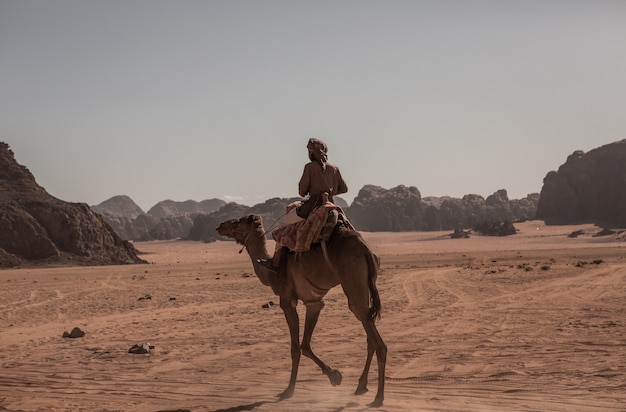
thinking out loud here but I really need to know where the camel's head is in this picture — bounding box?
[216,214,265,245]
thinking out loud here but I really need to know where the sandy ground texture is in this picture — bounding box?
[1,220,625,412]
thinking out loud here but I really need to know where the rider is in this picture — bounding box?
[258,138,348,273]
[297,138,348,218]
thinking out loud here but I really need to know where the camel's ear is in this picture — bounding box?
[246,215,255,224]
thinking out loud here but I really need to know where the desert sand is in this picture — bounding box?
[1,220,625,412]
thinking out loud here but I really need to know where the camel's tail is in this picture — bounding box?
[367,252,382,321]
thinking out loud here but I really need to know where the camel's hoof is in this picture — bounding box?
[369,397,384,408]
[277,388,294,400]
[328,369,343,386]
[354,385,368,395]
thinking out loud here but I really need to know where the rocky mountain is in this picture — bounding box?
[93,195,347,241]
[186,186,539,243]
[147,199,226,219]
[536,139,626,227]
[91,195,144,218]
[188,197,300,243]
[0,142,145,268]
[91,195,145,240]
[348,185,424,231]
[91,197,226,241]
[347,185,538,232]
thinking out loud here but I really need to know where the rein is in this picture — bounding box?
[238,229,254,254]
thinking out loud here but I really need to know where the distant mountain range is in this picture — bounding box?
[2,138,625,268]
[90,139,626,243]
[91,188,540,243]
[91,196,227,241]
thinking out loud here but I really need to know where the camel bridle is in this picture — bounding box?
[230,220,263,254]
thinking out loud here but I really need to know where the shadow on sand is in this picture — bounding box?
[212,399,379,412]
[212,400,278,412]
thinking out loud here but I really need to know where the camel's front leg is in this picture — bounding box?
[278,297,300,400]
[301,301,342,387]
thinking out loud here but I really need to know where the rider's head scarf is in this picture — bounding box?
[307,138,328,167]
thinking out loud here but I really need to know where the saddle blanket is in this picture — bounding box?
[272,202,340,252]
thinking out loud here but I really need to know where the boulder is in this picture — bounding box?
[63,327,86,338]
[474,220,517,236]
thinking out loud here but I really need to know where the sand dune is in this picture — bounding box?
[1,220,625,411]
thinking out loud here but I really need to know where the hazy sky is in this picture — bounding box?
[2,1,625,211]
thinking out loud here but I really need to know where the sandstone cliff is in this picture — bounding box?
[147,198,226,219]
[92,196,226,240]
[0,142,146,268]
[91,195,144,218]
[348,185,538,232]
[536,139,626,227]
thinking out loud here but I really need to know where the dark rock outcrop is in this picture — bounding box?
[347,185,538,232]
[474,220,517,236]
[145,215,195,241]
[536,139,626,227]
[63,327,86,338]
[0,142,146,268]
[450,228,471,238]
[349,185,424,231]
[188,202,252,243]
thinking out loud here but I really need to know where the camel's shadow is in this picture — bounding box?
[212,400,277,412]
[212,399,381,412]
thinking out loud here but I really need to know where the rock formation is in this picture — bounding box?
[92,197,226,241]
[347,185,538,232]
[348,185,424,231]
[188,197,302,243]
[91,195,144,218]
[147,198,226,219]
[188,185,538,241]
[188,202,252,242]
[0,142,146,268]
[473,220,517,236]
[536,139,626,227]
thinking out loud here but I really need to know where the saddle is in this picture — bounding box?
[272,202,352,253]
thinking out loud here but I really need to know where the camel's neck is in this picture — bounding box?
[243,229,273,287]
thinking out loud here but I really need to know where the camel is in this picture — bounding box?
[216,214,387,407]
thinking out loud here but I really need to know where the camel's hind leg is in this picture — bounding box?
[359,318,387,407]
[356,336,375,395]
[301,301,343,386]
[339,260,387,405]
